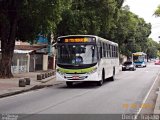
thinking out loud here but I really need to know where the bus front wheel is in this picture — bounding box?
[66,82,73,87]
[96,80,103,86]
[97,70,105,86]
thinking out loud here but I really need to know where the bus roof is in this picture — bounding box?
[58,35,97,38]
[57,35,118,46]
[132,52,146,56]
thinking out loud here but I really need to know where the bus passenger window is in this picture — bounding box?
[112,46,115,58]
[100,47,103,58]
[107,44,110,58]
[99,42,103,58]
[116,47,118,57]
[103,43,106,57]
[109,45,111,58]
[112,46,114,58]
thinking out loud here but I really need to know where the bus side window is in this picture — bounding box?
[107,44,109,58]
[97,46,100,60]
[111,45,113,58]
[106,44,108,58]
[100,46,103,58]
[115,46,118,57]
[113,46,115,58]
[103,43,106,57]
[109,45,111,58]
[99,42,102,58]
[97,42,100,60]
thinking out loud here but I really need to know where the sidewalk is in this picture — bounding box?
[0,70,62,98]
[154,87,160,114]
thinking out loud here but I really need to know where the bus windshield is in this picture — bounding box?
[57,44,98,65]
[133,56,145,62]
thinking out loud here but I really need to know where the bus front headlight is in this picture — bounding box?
[87,67,97,74]
[57,69,65,75]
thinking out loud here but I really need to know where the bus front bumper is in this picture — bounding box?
[56,72,100,82]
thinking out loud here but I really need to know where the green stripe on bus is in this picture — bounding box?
[57,67,96,74]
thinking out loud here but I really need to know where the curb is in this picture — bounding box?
[154,88,160,114]
[0,76,59,99]
[39,76,56,83]
[0,85,53,99]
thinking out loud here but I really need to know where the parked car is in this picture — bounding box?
[155,60,160,65]
[122,61,136,71]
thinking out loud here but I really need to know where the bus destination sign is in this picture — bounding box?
[58,37,96,43]
[65,38,88,43]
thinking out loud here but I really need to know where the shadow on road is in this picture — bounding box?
[58,78,113,89]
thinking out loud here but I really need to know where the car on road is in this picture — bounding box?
[155,60,160,65]
[122,61,136,71]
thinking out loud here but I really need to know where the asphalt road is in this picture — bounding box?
[0,63,160,120]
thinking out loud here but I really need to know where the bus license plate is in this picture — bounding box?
[72,76,79,79]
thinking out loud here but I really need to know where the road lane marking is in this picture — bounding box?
[135,70,160,118]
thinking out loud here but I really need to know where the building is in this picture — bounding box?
[0,40,55,74]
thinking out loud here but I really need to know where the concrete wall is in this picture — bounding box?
[43,54,48,71]
[119,54,127,64]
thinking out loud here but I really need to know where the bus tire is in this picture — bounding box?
[110,67,115,81]
[66,82,73,87]
[97,70,105,86]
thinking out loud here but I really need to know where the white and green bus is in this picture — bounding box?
[55,35,119,87]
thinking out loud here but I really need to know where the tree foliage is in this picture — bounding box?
[57,3,152,57]
[0,0,69,78]
[154,5,160,17]
[146,38,160,58]
[57,0,124,38]
[0,0,158,78]
[153,4,160,58]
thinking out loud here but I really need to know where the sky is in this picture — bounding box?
[123,0,160,42]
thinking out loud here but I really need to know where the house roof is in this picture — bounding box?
[14,50,33,54]
[0,45,48,54]
[15,45,47,51]
[0,49,33,54]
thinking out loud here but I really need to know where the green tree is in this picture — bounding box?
[57,0,124,37]
[57,2,151,57]
[109,6,151,57]
[154,4,160,58]
[0,0,69,78]
[146,38,159,59]
[154,5,160,17]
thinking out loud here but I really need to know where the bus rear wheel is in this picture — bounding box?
[110,67,115,81]
[66,82,73,87]
[97,71,105,86]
